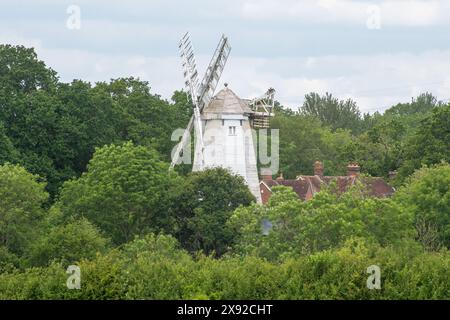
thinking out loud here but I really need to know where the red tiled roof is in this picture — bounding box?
[260,174,394,204]
[365,177,395,197]
[264,178,311,200]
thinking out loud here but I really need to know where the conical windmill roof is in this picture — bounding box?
[202,86,254,116]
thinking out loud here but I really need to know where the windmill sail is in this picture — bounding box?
[198,34,231,110]
[172,32,204,169]
[170,33,231,169]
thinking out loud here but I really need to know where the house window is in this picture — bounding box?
[228,126,236,136]
[240,120,243,126]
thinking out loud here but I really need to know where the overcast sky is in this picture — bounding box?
[1,0,450,112]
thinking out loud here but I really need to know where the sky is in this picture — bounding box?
[1,0,450,113]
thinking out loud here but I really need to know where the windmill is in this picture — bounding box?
[171,32,275,203]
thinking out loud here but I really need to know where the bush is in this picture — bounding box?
[0,163,48,255]
[1,235,448,300]
[27,218,110,267]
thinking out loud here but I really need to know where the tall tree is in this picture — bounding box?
[394,163,450,250]
[385,92,439,117]
[398,105,450,180]
[0,44,57,96]
[167,168,255,256]
[57,142,178,245]
[300,92,362,133]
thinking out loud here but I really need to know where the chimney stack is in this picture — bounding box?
[347,163,360,177]
[260,168,273,181]
[314,160,324,177]
[276,172,284,181]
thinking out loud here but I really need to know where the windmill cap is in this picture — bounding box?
[203,86,254,115]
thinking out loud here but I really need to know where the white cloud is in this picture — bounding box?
[219,50,450,112]
[239,0,449,27]
[0,33,43,50]
[380,1,442,27]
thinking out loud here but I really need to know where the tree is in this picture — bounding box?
[229,186,303,260]
[394,163,450,249]
[55,80,125,175]
[385,92,439,117]
[271,113,329,177]
[0,45,193,199]
[57,142,178,245]
[300,92,362,133]
[0,122,18,165]
[0,45,64,197]
[358,116,407,177]
[0,163,48,255]
[101,78,188,162]
[0,246,20,272]
[398,105,450,180]
[0,44,57,96]
[27,218,109,267]
[1,234,448,300]
[168,168,255,256]
[230,183,414,261]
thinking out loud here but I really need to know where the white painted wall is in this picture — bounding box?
[194,116,262,203]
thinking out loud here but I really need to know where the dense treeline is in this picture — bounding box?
[0,45,192,198]
[1,235,449,299]
[0,45,449,299]
[274,91,448,181]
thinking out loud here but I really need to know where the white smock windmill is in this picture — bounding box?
[171,33,275,203]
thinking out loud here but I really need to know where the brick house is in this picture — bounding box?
[259,161,395,204]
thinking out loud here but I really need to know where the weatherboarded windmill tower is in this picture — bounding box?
[171,33,275,203]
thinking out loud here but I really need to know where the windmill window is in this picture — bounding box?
[228,126,236,136]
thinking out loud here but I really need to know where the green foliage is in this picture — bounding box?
[271,113,335,177]
[0,246,20,273]
[168,168,255,256]
[394,163,450,250]
[398,105,450,180]
[0,163,48,255]
[385,92,439,117]
[0,236,448,300]
[118,234,194,299]
[0,44,57,95]
[0,45,449,300]
[0,122,19,164]
[57,142,178,245]
[27,218,110,267]
[277,238,449,300]
[0,46,193,198]
[300,92,363,134]
[274,91,445,180]
[230,184,414,261]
